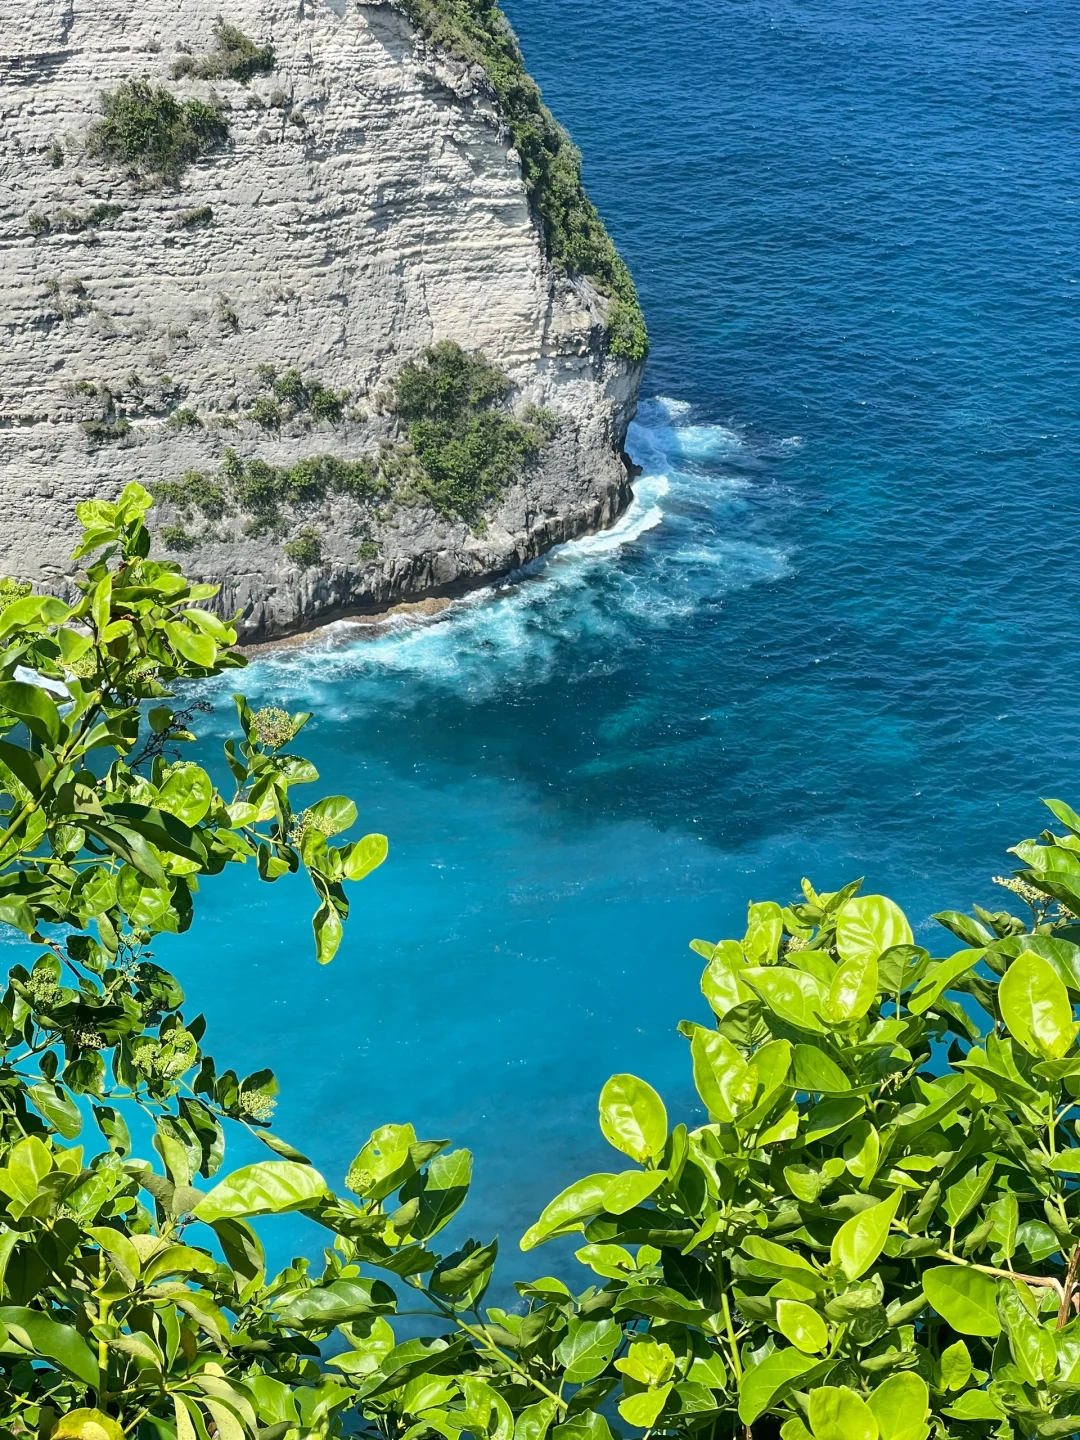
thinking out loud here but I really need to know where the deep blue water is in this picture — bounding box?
[171,0,1080,1274]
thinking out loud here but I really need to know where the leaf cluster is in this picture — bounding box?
[518,851,1080,1440]
[16,494,1080,1440]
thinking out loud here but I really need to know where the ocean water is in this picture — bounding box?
[169,0,1080,1270]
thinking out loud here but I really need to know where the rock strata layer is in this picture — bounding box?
[1,0,643,638]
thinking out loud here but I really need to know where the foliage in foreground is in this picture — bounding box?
[9,493,1080,1440]
[397,0,648,362]
[86,80,227,184]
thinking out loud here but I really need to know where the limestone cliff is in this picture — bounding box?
[0,0,644,639]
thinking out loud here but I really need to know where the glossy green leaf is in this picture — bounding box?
[825,952,878,1022]
[776,1298,828,1353]
[908,949,982,1015]
[743,966,829,1033]
[808,1386,878,1440]
[922,1266,1001,1336]
[0,1306,99,1385]
[27,1081,82,1139]
[791,1044,850,1094]
[690,1027,757,1119]
[306,795,358,837]
[166,621,217,668]
[276,1277,396,1329]
[192,1160,328,1222]
[603,1169,665,1214]
[701,941,751,1017]
[157,764,213,825]
[554,1318,620,1383]
[53,1410,125,1440]
[743,901,783,963]
[313,899,344,965]
[737,1348,819,1424]
[942,1159,995,1228]
[999,952,1078,1059]
[867,1373,928,1440]
[598,1073,667,1162]
[520,1173,616,1250]
[515,1401,558,1440]
[0,681,61,745]
[343,833,388,881]
[551,1413,612,1440]
[618,1384,673,1429]
[742,1235,821,1280]
[938,1340,972,1392]
[941,1391,1005,1421]
[835,895,913,965]
[830,1189,901,1280]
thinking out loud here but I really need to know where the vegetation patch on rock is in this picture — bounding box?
[398,0,648,361]
[172,22,276,83]
[27,203,124,237]
[388,340,556,522]
[249,368,351,429]
[153,344,556,561]
[86,79,228,183]
[283,526,325,568]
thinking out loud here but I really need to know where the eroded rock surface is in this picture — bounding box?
[0,0,642,637]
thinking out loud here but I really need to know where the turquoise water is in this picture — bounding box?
[174,0,1080,1267]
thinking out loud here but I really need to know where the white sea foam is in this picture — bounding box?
[250,398,790,706]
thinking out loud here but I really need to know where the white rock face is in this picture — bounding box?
[0,0,642,637]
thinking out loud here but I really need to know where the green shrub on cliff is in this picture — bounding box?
[284,525,325,568]
[87,79,228,183]
[389,341,554,522]
[171,22,276,83]
[398,0,648,362]
[153,345,553,548]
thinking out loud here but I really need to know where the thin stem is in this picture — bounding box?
[1058,1241,1080,1328]
[411,1281,567,1412]
[721,1294,742,1382]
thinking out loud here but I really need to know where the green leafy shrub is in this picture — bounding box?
[510,812,1080,1440]
[283,526,324,568]
[48,139,64,167]
[249,395,280,428]
[11,488,1080,1440]
[156,450,385,539]
[173,22,276,83]
[82,417,131,444]
[389,340,552,521]
[86,79,228,183]
[267,368,349,424]
[398,0,647,360]
[165,406,202,430]
[152,468,230,520]
[27,212,48,235]
[160,521,198,550]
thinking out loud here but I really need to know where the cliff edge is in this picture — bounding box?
[1,0,646,639]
